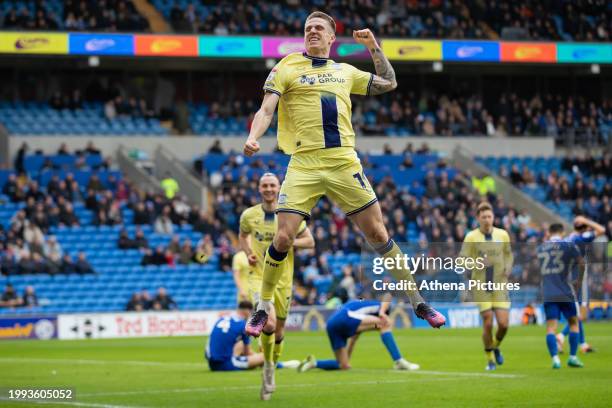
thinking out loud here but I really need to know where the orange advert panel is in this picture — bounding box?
[135,35,198,57]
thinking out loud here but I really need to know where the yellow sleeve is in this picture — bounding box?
[239,211,251,234]
[460,233,475,260]
[348,64,374,96]
[232,252,245,271]
[263,60,289,96]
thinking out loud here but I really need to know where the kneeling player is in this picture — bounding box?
[298,299,419,372]
[538,224,585,369]
[205,301,299,371]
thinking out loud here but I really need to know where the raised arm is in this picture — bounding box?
[243,92,280,157]
[353,29,397,95]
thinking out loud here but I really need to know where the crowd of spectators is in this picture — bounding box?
[182,91,611,145]
[1,0,148,32]
[351,92,611,145]
[498,153,611,232]
[163,0,610,42]
[125,287,177,311]
[135,233,231,269]
[48,88,157,123]
[0,284,38,308]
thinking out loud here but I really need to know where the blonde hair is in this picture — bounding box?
[305,11,336,33]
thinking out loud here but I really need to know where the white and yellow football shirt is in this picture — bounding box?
[263,52,373,154]
[239,203,307,288]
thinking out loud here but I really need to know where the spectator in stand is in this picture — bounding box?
[133,228,149,249]
[0,284,21,308]
[43,236,63,274]
[153,287,177,311]
[208,139,223,154]
[141,290,153,310]
[22,286,38,308]
[133,202,153,225]
[167,235,181,255]
[179,239,194,264]
[74,252,94,274]
[59,202,80,227]
[154,205,174,235]
[60,253,76,274]
[126,292,144,311]
[118,229,134,249]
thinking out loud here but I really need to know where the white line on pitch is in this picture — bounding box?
[0,357,202,368]
[353,368,524,379]
[1,357,524,380]
[79,377,465,398]
[0,397,148,408]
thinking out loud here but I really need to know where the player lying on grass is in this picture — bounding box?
[538,224,585,369]
[556,215,605,354]
[297,299,419,372]
[243,10,445,340]
[205,301,299,371]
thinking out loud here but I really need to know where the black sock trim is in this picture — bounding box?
[268,244,288,262]
[275,337,284,344]
[374,239,394,255]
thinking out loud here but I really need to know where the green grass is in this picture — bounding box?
[1,323,611,407]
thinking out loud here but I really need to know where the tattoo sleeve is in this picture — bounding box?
[368,46,397,95]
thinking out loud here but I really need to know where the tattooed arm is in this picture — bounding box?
[352,29,397,95]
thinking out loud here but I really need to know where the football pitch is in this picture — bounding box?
[1,323,611,408]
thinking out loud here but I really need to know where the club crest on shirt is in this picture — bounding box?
[300,75,316,85]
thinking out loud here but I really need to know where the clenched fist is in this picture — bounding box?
[243,137,260,157]
[353,29,378,48]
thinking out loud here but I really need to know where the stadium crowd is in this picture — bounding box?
[1,0,608,41]
[352,92,611,144]
[162,0,610,42]
[498,153,611,231]
[0,0,148,32]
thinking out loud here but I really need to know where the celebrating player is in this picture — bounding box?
[239,172,314,400]
[460,202,513,371]
[538,224,585,369]
[242,11,445,340]
[205,301,299,372]
[297,299,419,372]
[556,215,605,354]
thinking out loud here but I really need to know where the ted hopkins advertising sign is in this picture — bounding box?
[57,310,230,340]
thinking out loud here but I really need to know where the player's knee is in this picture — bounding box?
[273,230,294,252]
[497,321,509,331]
[340,362,351,370]
[367,227,388,247]
[483,321,493,332]
[378,320,391,332]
